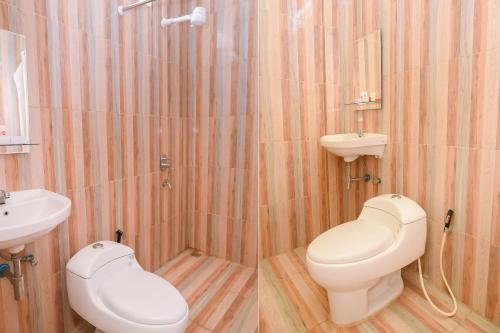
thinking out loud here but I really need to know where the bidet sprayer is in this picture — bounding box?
[443,209,454,232]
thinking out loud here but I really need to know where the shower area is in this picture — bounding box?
[138,0,258,331]
[158,0,258,268]
[118,0,258,331]
[108,0,257,269]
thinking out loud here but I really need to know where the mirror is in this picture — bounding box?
[346,29,382,109]
[0,29,30,154]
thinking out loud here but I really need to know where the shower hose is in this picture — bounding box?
[417,231,458,316]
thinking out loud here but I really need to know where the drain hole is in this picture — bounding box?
[191,251,202,257]
[3,211,8,216]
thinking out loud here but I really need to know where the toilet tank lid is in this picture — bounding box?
[66,241,134,279]
[364,194,426,224]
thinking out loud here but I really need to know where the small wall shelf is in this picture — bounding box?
[344,100,382,106]
[0,143,39,147]
[344,100,383,111]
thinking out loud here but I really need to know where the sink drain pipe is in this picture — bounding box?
[0,252,37,300]
[345,162,370,190]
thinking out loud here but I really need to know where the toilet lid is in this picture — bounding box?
[307,220,394,264]
[100,269,188,325]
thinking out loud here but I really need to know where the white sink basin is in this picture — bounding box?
[320,133,387,162]
[0,189,71,253]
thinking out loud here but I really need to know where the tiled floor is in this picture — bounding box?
[259,247,500,333]
[73,249,258,333]
[156,249,258,333]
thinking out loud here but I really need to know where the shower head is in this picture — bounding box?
[161,7,207,27]
[190,7,207,26]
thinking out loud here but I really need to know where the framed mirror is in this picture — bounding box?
[345,29,382,110]
[0,29,31,154]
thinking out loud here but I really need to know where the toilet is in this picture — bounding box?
[66,241,189,333]
[306,194,426,326]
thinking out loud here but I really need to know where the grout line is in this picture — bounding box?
[307,319,329,332]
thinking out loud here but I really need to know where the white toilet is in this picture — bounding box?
[306,194,426,326]
[66,241,189,333]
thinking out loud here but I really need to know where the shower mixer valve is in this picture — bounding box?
[160,154,171,171]
[162,179,172,189]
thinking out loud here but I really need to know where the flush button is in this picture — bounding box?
[92,243,104,249]
[391,194,402,199]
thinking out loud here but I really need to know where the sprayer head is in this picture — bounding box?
[443,209,454,232]
[161,6,207,27]
[190,7,207,26]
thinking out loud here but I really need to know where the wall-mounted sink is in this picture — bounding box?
[320,133,387,162]
[0,189,71,253]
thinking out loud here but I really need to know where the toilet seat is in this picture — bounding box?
[307,220,394,264]
[100,269,188,326]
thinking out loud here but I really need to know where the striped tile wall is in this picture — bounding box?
[260,0,500,326]
[325,0,500,325]
[180,0,258,267]
[0,0,258,331]
[259,0,336,258]
[0,1,188,332]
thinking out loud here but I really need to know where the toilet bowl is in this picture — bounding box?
[306,194,426,326]
[66,241,188,333]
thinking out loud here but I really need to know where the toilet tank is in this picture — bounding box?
[358,194,426,235]
[66,241,141,322]
[363,194,426,223]
[66,241,135,279]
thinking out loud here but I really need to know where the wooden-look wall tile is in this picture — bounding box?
[182,0,257,267]
[260,0,500,325]
[0,0,208,330]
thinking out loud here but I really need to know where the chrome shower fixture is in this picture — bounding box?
[118,0,155,16]
[161,7,207,27]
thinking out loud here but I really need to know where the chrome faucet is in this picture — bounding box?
[357,112,364,137]
[0,190,10,205]
[357,125,364,138]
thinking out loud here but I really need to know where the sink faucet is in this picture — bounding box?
[358,126,364,138]
[357,111,364,137]
[0,190,10,205]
